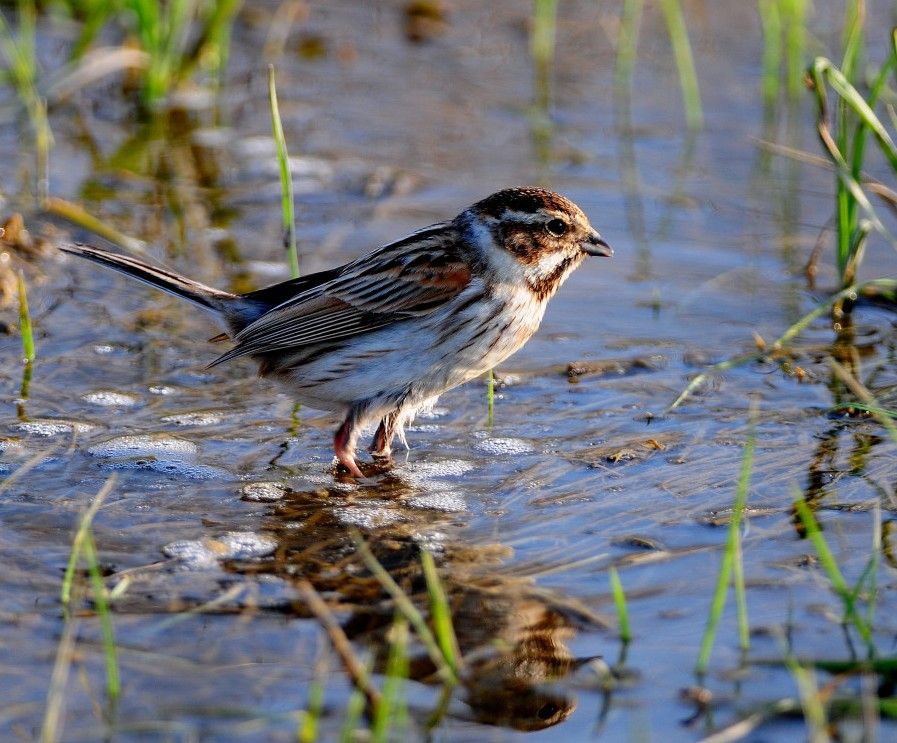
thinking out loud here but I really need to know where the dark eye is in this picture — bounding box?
[545,218,567,237]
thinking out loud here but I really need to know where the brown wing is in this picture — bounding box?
[209,224,472,366]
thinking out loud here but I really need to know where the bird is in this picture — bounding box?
[61,187,612,478]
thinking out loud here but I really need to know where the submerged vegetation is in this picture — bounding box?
[0,1,895,741]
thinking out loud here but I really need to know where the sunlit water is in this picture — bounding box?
[1,1,896,740]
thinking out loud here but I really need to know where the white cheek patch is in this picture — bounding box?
[532,250,570,279]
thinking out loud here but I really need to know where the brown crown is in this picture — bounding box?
[470,188,579,220]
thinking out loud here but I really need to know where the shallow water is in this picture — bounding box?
[1,1,897,740]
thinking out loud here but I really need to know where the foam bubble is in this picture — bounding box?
[241,482,288,502]
[474,437,534,455]
[161,411,223,426]
[87,434,199,458]
[82,390,140,407]
[13,419,96,437]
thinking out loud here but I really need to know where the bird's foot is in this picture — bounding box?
[334,418,364,478]
[334,452,365,479]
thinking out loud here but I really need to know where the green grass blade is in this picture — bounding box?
[352,531,458,685]
[793,497,875,655]
[372,615,409,743]
[17,270,34,363]
[829,359,897,447]
[486,370,495,427]
[757,0,782,108]
[782,0,808,100]
[82,529,120,703]
[39,611,78,743]
[695,411,755,674]
[732,404,757,653]
[298,647,326,743]
[782,650,832,743]
[267,64,299,279]
[658,0,702,129]
[531,0,558,112]
[614,0,644,94]
[813,59,897,173]
[667,279,896,410]
[420,550,461,675]
[61,476,116,607]
[608,566,631,643]
[338,654,373,743]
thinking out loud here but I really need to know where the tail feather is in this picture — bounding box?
[60,243,236,315]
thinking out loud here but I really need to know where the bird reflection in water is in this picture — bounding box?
[237,476,604,732]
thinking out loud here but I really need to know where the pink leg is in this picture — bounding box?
[333,416,364,478]
[370,412,398,459]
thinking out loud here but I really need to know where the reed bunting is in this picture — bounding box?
[62,188,612,477]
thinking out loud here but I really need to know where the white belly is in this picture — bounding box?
[271,284,545,420]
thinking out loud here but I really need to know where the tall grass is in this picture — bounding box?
[806,14,897,302]
[268,65,300,279]
[352,531,460,685]
[17,270,35,364]
[758,0,810,109]
[695,408,756,674]
[0,0,52,200]
[124,0,242,108]
[299,542,463,741]
[668,279,896,410]
[50,476,120,742]
[658,0,702,129]
[531,0,557,115]
[794,496,875,657]
[613,0,702,129]
[372,616,410,743]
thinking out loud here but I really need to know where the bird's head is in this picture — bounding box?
[458,187,612,299]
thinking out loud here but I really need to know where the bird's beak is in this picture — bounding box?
[581,231,613,257]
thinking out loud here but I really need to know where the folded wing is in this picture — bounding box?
[210,224,472,366]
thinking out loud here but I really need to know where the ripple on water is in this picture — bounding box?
[163,531,277,568]
[104,458,227,479]
[406,491,468,512]
[82,390,140,407]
